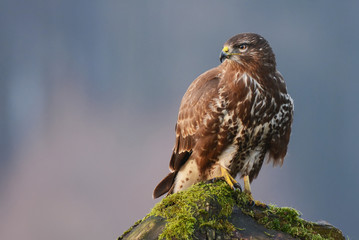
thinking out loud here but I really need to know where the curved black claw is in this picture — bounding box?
[247,200,269,209]
[233,182,242,192]
[206,177,222,184]
[248,200,256,208]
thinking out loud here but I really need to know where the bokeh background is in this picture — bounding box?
[0,1,358,239]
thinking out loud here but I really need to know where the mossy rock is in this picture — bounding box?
[119,180,345,240]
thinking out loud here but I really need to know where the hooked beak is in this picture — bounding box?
[220,51,228,63]
[219,46,229,63]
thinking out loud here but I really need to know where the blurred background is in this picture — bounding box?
[0,0,358,239]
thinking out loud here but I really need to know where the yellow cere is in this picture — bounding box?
[222,46,229,53]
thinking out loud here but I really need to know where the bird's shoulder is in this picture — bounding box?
[176,66,224,130]
[180,67,222,107]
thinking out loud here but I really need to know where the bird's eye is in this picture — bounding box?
[238,44,248,51]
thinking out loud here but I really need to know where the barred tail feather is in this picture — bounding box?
[153,172,177,199]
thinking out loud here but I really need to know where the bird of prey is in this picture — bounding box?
[153,33,293,200]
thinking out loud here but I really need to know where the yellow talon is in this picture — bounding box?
[243,175,254,200]
[243,175,267,208]
[243,175,252,195]
[220,166,237,189]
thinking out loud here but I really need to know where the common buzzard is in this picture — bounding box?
[153,33,293,199]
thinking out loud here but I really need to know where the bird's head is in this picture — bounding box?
[220,33,276,72]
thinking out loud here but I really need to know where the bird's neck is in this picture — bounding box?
[220,60,276,91]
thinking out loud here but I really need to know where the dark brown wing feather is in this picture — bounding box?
[153,172,176,199]
[267,72,294,166]
[171,70,221,169]
[153,67,222,198]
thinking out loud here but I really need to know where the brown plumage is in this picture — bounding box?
[153,33,293,199]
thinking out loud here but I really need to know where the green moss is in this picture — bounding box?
[255,205,333,240]
[141,179,338,240]
[148,180,238,240]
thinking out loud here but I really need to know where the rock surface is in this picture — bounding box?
[119,180,345,240]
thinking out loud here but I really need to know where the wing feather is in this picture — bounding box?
[154,64,242,198]
[169,68,221,171]
[267,72,294,166]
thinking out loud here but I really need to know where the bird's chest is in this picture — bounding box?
[217,122,270,169]
[233,123,270,165]
[216,84,282,174]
